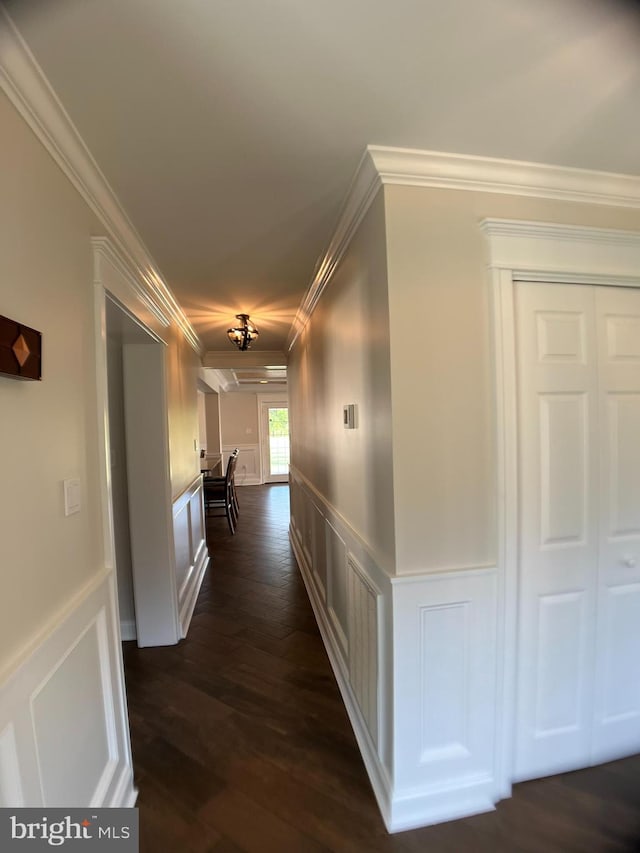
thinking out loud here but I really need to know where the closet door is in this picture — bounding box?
[513,282,600,782]
[593,287,640,763]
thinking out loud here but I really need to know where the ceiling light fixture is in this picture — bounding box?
[227,314,259,351]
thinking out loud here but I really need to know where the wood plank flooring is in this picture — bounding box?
[123,484,640,852]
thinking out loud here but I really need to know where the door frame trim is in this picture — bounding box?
[483,218,640,799]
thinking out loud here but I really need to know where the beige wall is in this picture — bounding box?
[0,89,105,674]
[165,322,201,497]
[288,191,396,571]
[384,184,640,573]
[204,392,222,454]
[0,91,202,674]
[220,392,260,445]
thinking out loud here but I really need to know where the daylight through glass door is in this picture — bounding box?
[268,407,290,476]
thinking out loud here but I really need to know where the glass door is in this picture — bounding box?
[261,403,290,483]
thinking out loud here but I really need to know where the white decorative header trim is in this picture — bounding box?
[481,218,640,247]
[289,147,640,350]
[481,218,640,278]
[0,7,201,354]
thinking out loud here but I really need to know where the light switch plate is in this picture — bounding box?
[343,404,356,429]
[63,478,81,516]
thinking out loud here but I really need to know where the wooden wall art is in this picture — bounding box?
[0,315,42,380]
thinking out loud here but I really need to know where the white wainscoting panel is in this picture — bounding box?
[289,467,392,828]
[0,570,136,808]
[347,555,380,747]
[173,499,192,595]
[390,568,498,831]
[311,499,328,603]
[32,611,119,807]
[173,477,209,638]
[326,521,349,660]
[222,444,261,485]
[289,468,502,832]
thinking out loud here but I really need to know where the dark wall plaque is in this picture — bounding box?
[0,315,42,380]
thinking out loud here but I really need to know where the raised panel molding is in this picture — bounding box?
[0,571,136,808]
[601,584,640,724]
[347,555,380,747]
[326,521,349,661]
[222,444,261,486]
[391,568,498,831]
[534,592,586,736]
[419,602,470,764]
[31,612,115,807]
[173,476,209,638]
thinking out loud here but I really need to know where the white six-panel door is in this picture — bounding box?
[593,287,640,764]
[514,282,640,782]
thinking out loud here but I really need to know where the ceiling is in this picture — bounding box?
[5,0,640,356]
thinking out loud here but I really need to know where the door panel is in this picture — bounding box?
[593,287,640,763]
[514,283,599,781]
[515,282,640,780]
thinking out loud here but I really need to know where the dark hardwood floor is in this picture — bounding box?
[123,485,640,852]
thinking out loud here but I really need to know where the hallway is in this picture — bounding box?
[123,486,640,852]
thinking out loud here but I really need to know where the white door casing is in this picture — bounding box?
[484,219,640,797]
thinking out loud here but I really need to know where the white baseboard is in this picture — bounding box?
[119,620,136,642]
[108,764,138,808]
[290,528,394,830]
[388,779,495,833]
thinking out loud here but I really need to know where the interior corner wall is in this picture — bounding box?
[384,183,640,575]
[288,190,395,574]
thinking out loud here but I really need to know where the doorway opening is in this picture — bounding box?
[104,296,180,647]
[260,402,290,483]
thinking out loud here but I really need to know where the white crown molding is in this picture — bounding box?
[0,7,201,355]
[368,145,640,207]
[288,146,640,350]
[287,148,382,351]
